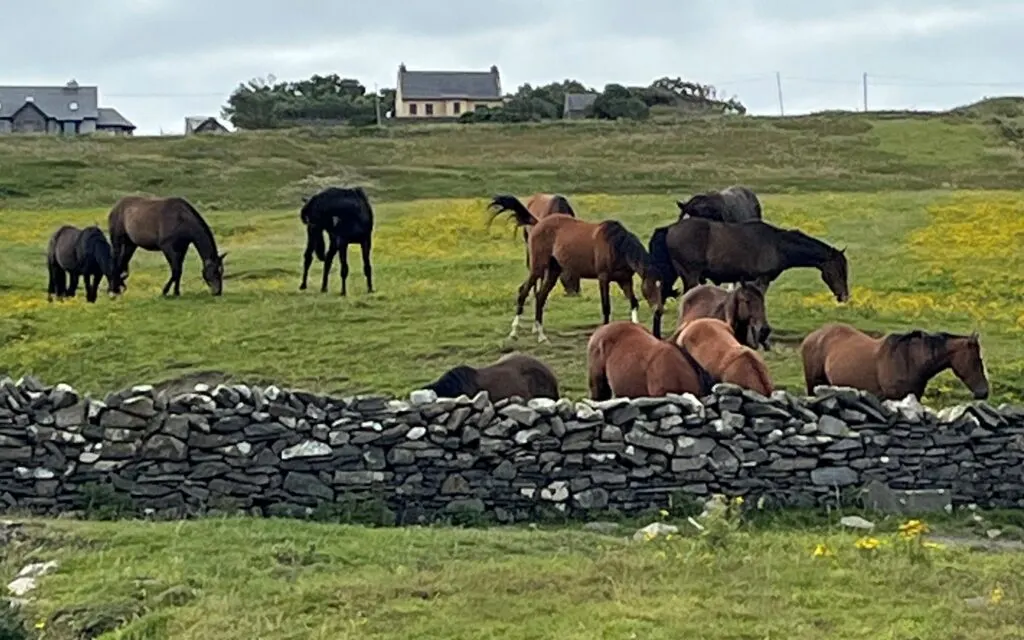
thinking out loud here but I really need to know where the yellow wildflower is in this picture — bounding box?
[855,536,882,551]
[34,621,45,630]
[658,509,669,518]
[732,496,744,506]
[812,543,833,558]
[898,519,929,539]
[643,531,656,542]
[922,541,946,550]
[990,586,1005,605]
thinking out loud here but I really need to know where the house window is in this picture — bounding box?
[425,103,434,116]
[409,103,417,115]
[69,101,79,112]
[453,102,461,114]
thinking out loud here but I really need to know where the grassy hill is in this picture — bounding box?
[1,105,1023,211]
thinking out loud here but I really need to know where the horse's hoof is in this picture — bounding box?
[507,333,519,341]
[537,335,549,344]
[299,285,307,291]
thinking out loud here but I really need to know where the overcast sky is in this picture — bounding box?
[4,0,1024,135]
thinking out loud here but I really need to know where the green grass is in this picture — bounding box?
[3,190,1024,404]
[0,108,1022,211]
[3,511,1024,639]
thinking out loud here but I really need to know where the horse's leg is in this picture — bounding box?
[67,271,80,298]
[160,245,185,297]
[589,367,613,400]
[360,237,374,293]
[85,272,99,303]
[320,235,337,293]
[338,241,350,296]
[118,243,137,283]
[598,276,612,325]
[509,273,541,339]
[532,267,561,343]
[616,277,641,324]
[560,271,581,297]
[300,228,316,291]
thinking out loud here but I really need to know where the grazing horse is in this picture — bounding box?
[107,196,226,297]
[586,321,715,400]
[420,353,559,401]
[676,185,763,223]
[674,318,775,396]
[648,217,849,338]
[488,193,581,296]
[46,225,123,303]
[800,323,989,400]
[299,186,375,296]
[673,283,772,350]
[490,205,665,342]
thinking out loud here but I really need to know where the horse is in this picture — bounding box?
[674,318,775,396]
[673,283,772,350]
[648,217,849,338]
[676,185,763,223]
[299,186,375,296]
[420,353,559,401]
[490,205,665,342]
[488,193,581,296]
[586,321,715,400]
[107,196,226,297]
[46,225,123,303]
[800,323,989,401]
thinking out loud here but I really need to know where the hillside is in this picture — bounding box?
[1,108,1023,211]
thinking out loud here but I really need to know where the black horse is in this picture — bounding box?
[677,185,763,223]
[299,187,375,296]
[47,225,123,303]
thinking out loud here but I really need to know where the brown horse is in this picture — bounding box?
[107,196,227,297]
[586,321,715,400]
[46,225,123,303]
[673,283,772,350]
[800,323,989,400]
[488,193,581,296]
[674,318,775,396]
[490,205,665,342]
[420,353,559,401]
[648,217,850,338]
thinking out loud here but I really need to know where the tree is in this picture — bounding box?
[589,84,650,121]
[222,74,394,129]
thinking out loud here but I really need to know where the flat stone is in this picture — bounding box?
[280,440,332,460]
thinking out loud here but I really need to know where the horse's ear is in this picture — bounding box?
[969,330,980,344]
[301,195,310,204]
[219,251,228,261]
[675,200,686,211]
[840,246,847,254]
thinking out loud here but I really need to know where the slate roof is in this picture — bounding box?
[564,92,598,113]
[97,107,135,129]
[398,65,502,100]
[0,84,99,120]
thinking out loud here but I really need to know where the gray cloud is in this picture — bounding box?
[4,0,1023,134]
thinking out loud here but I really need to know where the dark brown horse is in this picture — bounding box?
[488,193,580,296]
[673,283,772,350]
[674,318,775,396]
[420,353,559,401]
[46,225,123,303]
[490,205,665,342]
[586,321,715,400]
[677,185,763,223]
[648,217,849,337]
[107,196,226,297]
[800,323,989,400]
[299,186,375,296]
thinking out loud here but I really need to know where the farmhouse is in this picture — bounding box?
[563,92,598,119]
[394,63,504,119]
[185,116,229,135]
[0,80,135,135]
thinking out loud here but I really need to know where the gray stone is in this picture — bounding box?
[141,435,188,462]
[283,472,333,500]
[280,441,332,460]
[409,389,437,405]
[810,466,859,487]
[441,474,471,495]
[818,415,850,437]
[573,487,609,510]
[624,430,674,455]
[500,404,541,427]
[676,436,715,457]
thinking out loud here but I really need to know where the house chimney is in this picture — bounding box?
[399,63,406,73]
[490,65,498,74]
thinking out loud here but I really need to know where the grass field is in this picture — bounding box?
[4,108,1024,638]
[3,189,1024,404]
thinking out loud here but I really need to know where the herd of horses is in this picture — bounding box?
[41,183,991,406]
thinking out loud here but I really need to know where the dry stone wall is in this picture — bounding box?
[1,375,1023,523]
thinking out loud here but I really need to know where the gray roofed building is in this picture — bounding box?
[185,116,229,135]
[0,80,134,135]
[563,92,598,119]
[394,63,504,119]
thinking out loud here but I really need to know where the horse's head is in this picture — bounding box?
[949,331,989,400]
[730,283,772,350]
[676,195,722,222]
[821,248,850,303]
[202,252,227,296]
[641,269,665,318]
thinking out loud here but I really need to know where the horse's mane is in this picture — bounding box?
[675,344,718,396]
[885,329,960,354]
[646,225,676,289]
[549,195,576,217]
[601,220,654,277]
[173,198,218,250]
[423,365,479,398]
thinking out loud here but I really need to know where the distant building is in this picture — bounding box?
[563,92,598,119]
[185,116,229,135]
[0,80,135,135]
[394,63,504,119]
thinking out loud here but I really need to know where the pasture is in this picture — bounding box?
[2,190,1024,404]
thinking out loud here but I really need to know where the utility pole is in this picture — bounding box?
[374,83,382,126]
[862,72,868,112]
[775,72,785,116]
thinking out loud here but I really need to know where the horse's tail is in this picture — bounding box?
[550,195,576,217]
[601,220,654,276]
[678,344,718,396]
[647,225,675,279]
[307,224,326,261]
[487,195,538,229]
